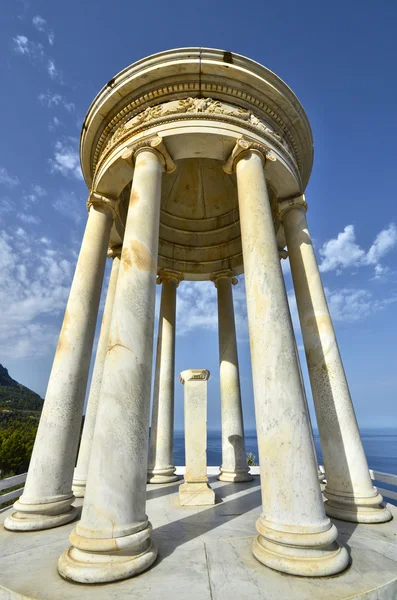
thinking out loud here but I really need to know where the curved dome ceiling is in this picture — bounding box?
[118,157,280,279]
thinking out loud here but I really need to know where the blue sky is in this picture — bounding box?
[0,0,396,430]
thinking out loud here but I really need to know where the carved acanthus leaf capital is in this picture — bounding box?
[223,137,277,174]
[180,369,210,384]
[278,195,308,221]
[157,269,184,286]
[210,270,238,287]
[121,135,176,173]
[87,191,118,216]
[107,244,122,259]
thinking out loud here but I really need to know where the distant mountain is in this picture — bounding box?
[0,365,44,412]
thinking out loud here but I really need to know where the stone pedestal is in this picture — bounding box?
[179,369,215,506]
[212,272,252,483]
[235,147,349,577]
[58,146,165,583]
[281,197,391,524]
[5,195,115,532]
[147,270,182,484]
[72,245,121,498]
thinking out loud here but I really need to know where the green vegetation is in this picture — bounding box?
[0,364,43,480]
[246,451,258,467]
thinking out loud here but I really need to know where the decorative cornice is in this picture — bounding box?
[180,369,210,384]
[278,195,308,221]
[86,191,117,216]
[210,270,238,287]
[121,135,176,173]
[157,269,184,286]
[91,85,302,176]
[107,244,122,259]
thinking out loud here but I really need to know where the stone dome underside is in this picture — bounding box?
[118,157,279,279]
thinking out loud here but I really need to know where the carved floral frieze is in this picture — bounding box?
[101,97,291,158]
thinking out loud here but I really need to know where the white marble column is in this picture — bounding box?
[211,272,252,482]
[4,194,115,532]
[58,142,166,584]
[280,196,391,523]
[72,244,122,498]
[179,369,215,506]
[234,144,349,576]
[147,270,182,484]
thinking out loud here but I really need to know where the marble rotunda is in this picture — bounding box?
[4,48,392,585]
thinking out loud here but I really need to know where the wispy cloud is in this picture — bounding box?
[325,287,397,322]
[52,189,85,224]
[17,213,41,225]
[12,34,60,81]
[319,223,397,278]
[12,34,44,58]
[0,230,74,359]
[49,116,63,131]
[49,138,83,180]
[0,167,20,188]
[32,15,54,46]
[21,184,47,209]
[38,91,75,112]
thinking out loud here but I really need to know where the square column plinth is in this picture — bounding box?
[179,369,215,506]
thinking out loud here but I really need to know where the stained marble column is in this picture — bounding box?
[58,142,166,584]
[280,196,391,523]
[5,193,116,531]
[234,142,349,576]
[72,244,122,498]
[147,270,182,484]
[212,272,252,482]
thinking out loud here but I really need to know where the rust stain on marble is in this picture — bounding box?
[130,240,156,272]
[129,189,140,207]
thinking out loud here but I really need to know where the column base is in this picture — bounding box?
[147,466,179,484]
[179,481,215,506]
[58,523,157,584]
[4,495,78,531]
[324,488,392,523]
[72,477,86,498]
[253,517,349,577]
[218,467,253,483]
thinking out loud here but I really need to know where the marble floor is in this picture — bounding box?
[1,477,397,599]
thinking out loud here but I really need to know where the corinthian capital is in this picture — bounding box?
[278,195,308,221]
[87,191,118,216]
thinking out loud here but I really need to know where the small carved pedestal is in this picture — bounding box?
[179,369,215,506]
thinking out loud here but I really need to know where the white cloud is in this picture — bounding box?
[12,34,44,59]
[47,59,58,80]
[366,223,397,265]
[49,138,83,180]
[38,92,75,112]
[0,167,20,188]
[52,189,85,224]
[49,116,62,131]
[319,223,397,278]
[17,213,41,225]
[0,230,74,359]
[32,15,55,46]
[325,287,397,322]
[21,185,47,209]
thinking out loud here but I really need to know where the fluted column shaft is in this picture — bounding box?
[281,198,391,523]
[213,273,252,482]
[234,147,348,577]
[72,245,122,497]
[147,271,181,484]
[5,196,115,531]
[58,145,164,584]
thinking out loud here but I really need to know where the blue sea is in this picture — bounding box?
[173,428,397,475]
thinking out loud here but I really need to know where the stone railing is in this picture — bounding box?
[1,468,396,511]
